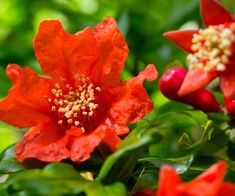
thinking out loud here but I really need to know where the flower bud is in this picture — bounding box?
[159,67,221,112]
[224,96,235,116]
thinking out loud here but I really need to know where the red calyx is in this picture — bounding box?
[159,67,221,112]
[224,96,235,116]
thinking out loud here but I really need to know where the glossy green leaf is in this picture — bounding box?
[96,133,162,183]
[0,162,127,196]
[139,155,194,174]
[0,145,25,174]
[178,120,230,154]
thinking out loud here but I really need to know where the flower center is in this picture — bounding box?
[187,23,235,72]
[48,75,101,132]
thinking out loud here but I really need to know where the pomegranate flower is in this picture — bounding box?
[164,0,235,99]
[0,17,158,163]
[157,161,235,196]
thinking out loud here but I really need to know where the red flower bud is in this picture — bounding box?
[224,96,235,116]
[159,67,221,112]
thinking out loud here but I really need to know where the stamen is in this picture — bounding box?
[81,127,85,133]
[75,121,80,126]
[58,120,63,125]
[48,75,101,132]
[187,23,235,72]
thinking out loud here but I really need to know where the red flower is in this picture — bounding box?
[159,66,220,112]
[157,161,235,196]
[164,0,235,99]
[0,17,158,163]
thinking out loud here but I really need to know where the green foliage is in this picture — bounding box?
[97,128,162,183]
[1,0,235,195]
[0,122,21,153]
[0,146,25,174]
[0,162,126,196]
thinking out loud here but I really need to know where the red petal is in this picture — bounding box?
[68,120,123,163]
[178,69,218,96]
[102,131,121,152]
[34,20,98,81]
[164,30,198,53]
[218,183,235,196]
[91,17,129,89]
[220,71,235,99]
[98,120,122,151]
[200,0,232,26]
[0,64,52,128]
[69,126,106,163]
[108,64,158,125]
[157,166,183,196]
[103,117,129,136]
[184,161,227,196]
[15,122,69,162]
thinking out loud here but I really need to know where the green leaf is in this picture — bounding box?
[139,155,194,174]
[178,133,194,149]
[0,162,127,196]
[178,120,230,154]
[182,110,208,127]
[130,172,157,194]
[208,112,230,124]
[0,145,25,174]
[148,111,203,158]
[83,181,126,196]
[0,122,21,153]
[178,120,214,150]
[96,133,162,183]
[43,162,84,180]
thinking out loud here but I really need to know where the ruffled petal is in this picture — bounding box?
[108,64,158,125]
[164,30,198,53]
[103,117,129,136]
[68,119,123,163]
[15,122,69,162]
[220,71,235,99]
[200,0,232,26]
[34,20,98,81]
[178,69,218,96]
[97,119,122,151]
[102,128,121,151]
[91,17,129,89]
[184,161,227,196]
[69,126,106,163]
[157,166,182,196]
[0,64,52,128]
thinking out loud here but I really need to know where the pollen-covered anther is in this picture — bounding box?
[58,120,63,125]
[187,23,235,72]
[48,76,101,132]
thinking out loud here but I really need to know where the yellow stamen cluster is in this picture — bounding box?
[187,23,235,72]
[48,76,101,132]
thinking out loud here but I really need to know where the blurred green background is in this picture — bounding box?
[0,0,235,153]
